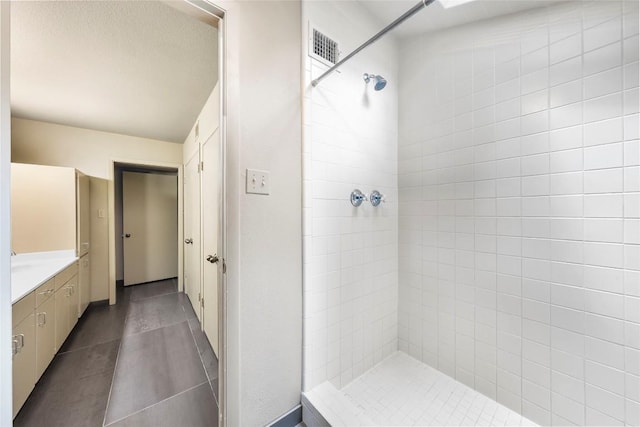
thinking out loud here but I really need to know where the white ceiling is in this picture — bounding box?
[11,1,218,144]
[357,0,559,39]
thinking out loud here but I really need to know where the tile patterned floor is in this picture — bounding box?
[304,352,536,427]
[14,279,219,427]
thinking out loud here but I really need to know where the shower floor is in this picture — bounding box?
[302,352,536,427]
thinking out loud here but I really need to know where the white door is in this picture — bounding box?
[202,128,220,356]
[123,171,178,286]
[184,153,202,320]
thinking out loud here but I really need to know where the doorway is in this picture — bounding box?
[2,1,228,425]
[115,164,179,287]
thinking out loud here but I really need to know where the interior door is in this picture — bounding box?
[184,153,202,320]
[202,128,220,357]
[122,171,178,286]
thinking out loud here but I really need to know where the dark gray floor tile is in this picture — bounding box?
[107,382,218,427]
[60,303,127,353]
[123,292,187,336]
[15,371,114,427]
[128,279,178,301]
[104,321,207,425]
[35,339,120,393]
[14,340,118,427]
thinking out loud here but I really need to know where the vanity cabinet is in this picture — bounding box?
[12,262,79,418]
[12,297,36,418]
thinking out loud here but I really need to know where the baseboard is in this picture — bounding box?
[116,279,124,286]
[88,299,109,307]
[267,404,303,427]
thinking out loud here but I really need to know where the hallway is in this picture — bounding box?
[13,279,219,427]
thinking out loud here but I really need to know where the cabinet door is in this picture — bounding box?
[54,286,69,351]
[35,296,56,381]
[68,277,79,331]
[13,313,35,418]
[79,255,90,316]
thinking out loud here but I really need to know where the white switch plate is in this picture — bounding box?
[246,169,270,195]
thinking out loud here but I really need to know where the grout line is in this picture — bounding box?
[102,314,128,427]
[103,381,210,426]
[57,337,122,355]
[185,314,220,406]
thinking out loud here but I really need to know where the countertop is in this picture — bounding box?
[12,250,78,304]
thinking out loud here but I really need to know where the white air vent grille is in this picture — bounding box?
[311,27,339,65]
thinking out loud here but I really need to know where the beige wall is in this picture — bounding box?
[11,117,182,179]
[90,177,109,301]
[11,163,77,253]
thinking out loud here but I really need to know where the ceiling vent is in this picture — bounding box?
[309,24,340,67]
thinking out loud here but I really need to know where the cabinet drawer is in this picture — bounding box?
[12,292,35,326]
[54,263,78,290]
[35,278,55,308]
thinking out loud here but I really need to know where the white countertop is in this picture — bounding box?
[11,250,78,304]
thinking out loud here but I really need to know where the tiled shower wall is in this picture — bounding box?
[302,2,399,391]
[398,1,639,425]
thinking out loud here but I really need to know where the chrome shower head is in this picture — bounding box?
[363,73,387,91]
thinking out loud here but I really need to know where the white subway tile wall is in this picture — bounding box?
[302,1,399,392]
[398,1,639,425]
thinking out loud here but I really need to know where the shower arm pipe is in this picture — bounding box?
[311,0,436,87]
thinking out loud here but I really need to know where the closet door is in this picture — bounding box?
[184,152,202,320]
[201,128,220,357]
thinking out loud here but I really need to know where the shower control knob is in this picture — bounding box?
[351,189,367,207]
[370,190,385,207]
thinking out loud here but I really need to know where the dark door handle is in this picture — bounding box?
[206,254,219,264]
[123,234,131,238]
[185,238,193,244]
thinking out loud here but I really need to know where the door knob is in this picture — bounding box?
[206,254,219,264]
[185,238,193,244]
[123,233,131,238]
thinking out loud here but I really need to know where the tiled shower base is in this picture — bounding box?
[302,352,536,427]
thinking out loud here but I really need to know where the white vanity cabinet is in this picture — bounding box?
[12,261,79,418]
[12,293,36,418]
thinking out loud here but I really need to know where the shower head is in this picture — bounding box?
[363,73,387,91]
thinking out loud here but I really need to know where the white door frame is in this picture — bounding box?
[0,3,12,425]
[171,3,228,426]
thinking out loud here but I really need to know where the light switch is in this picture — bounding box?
[246,169,270,195]
[98,209,105,218]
